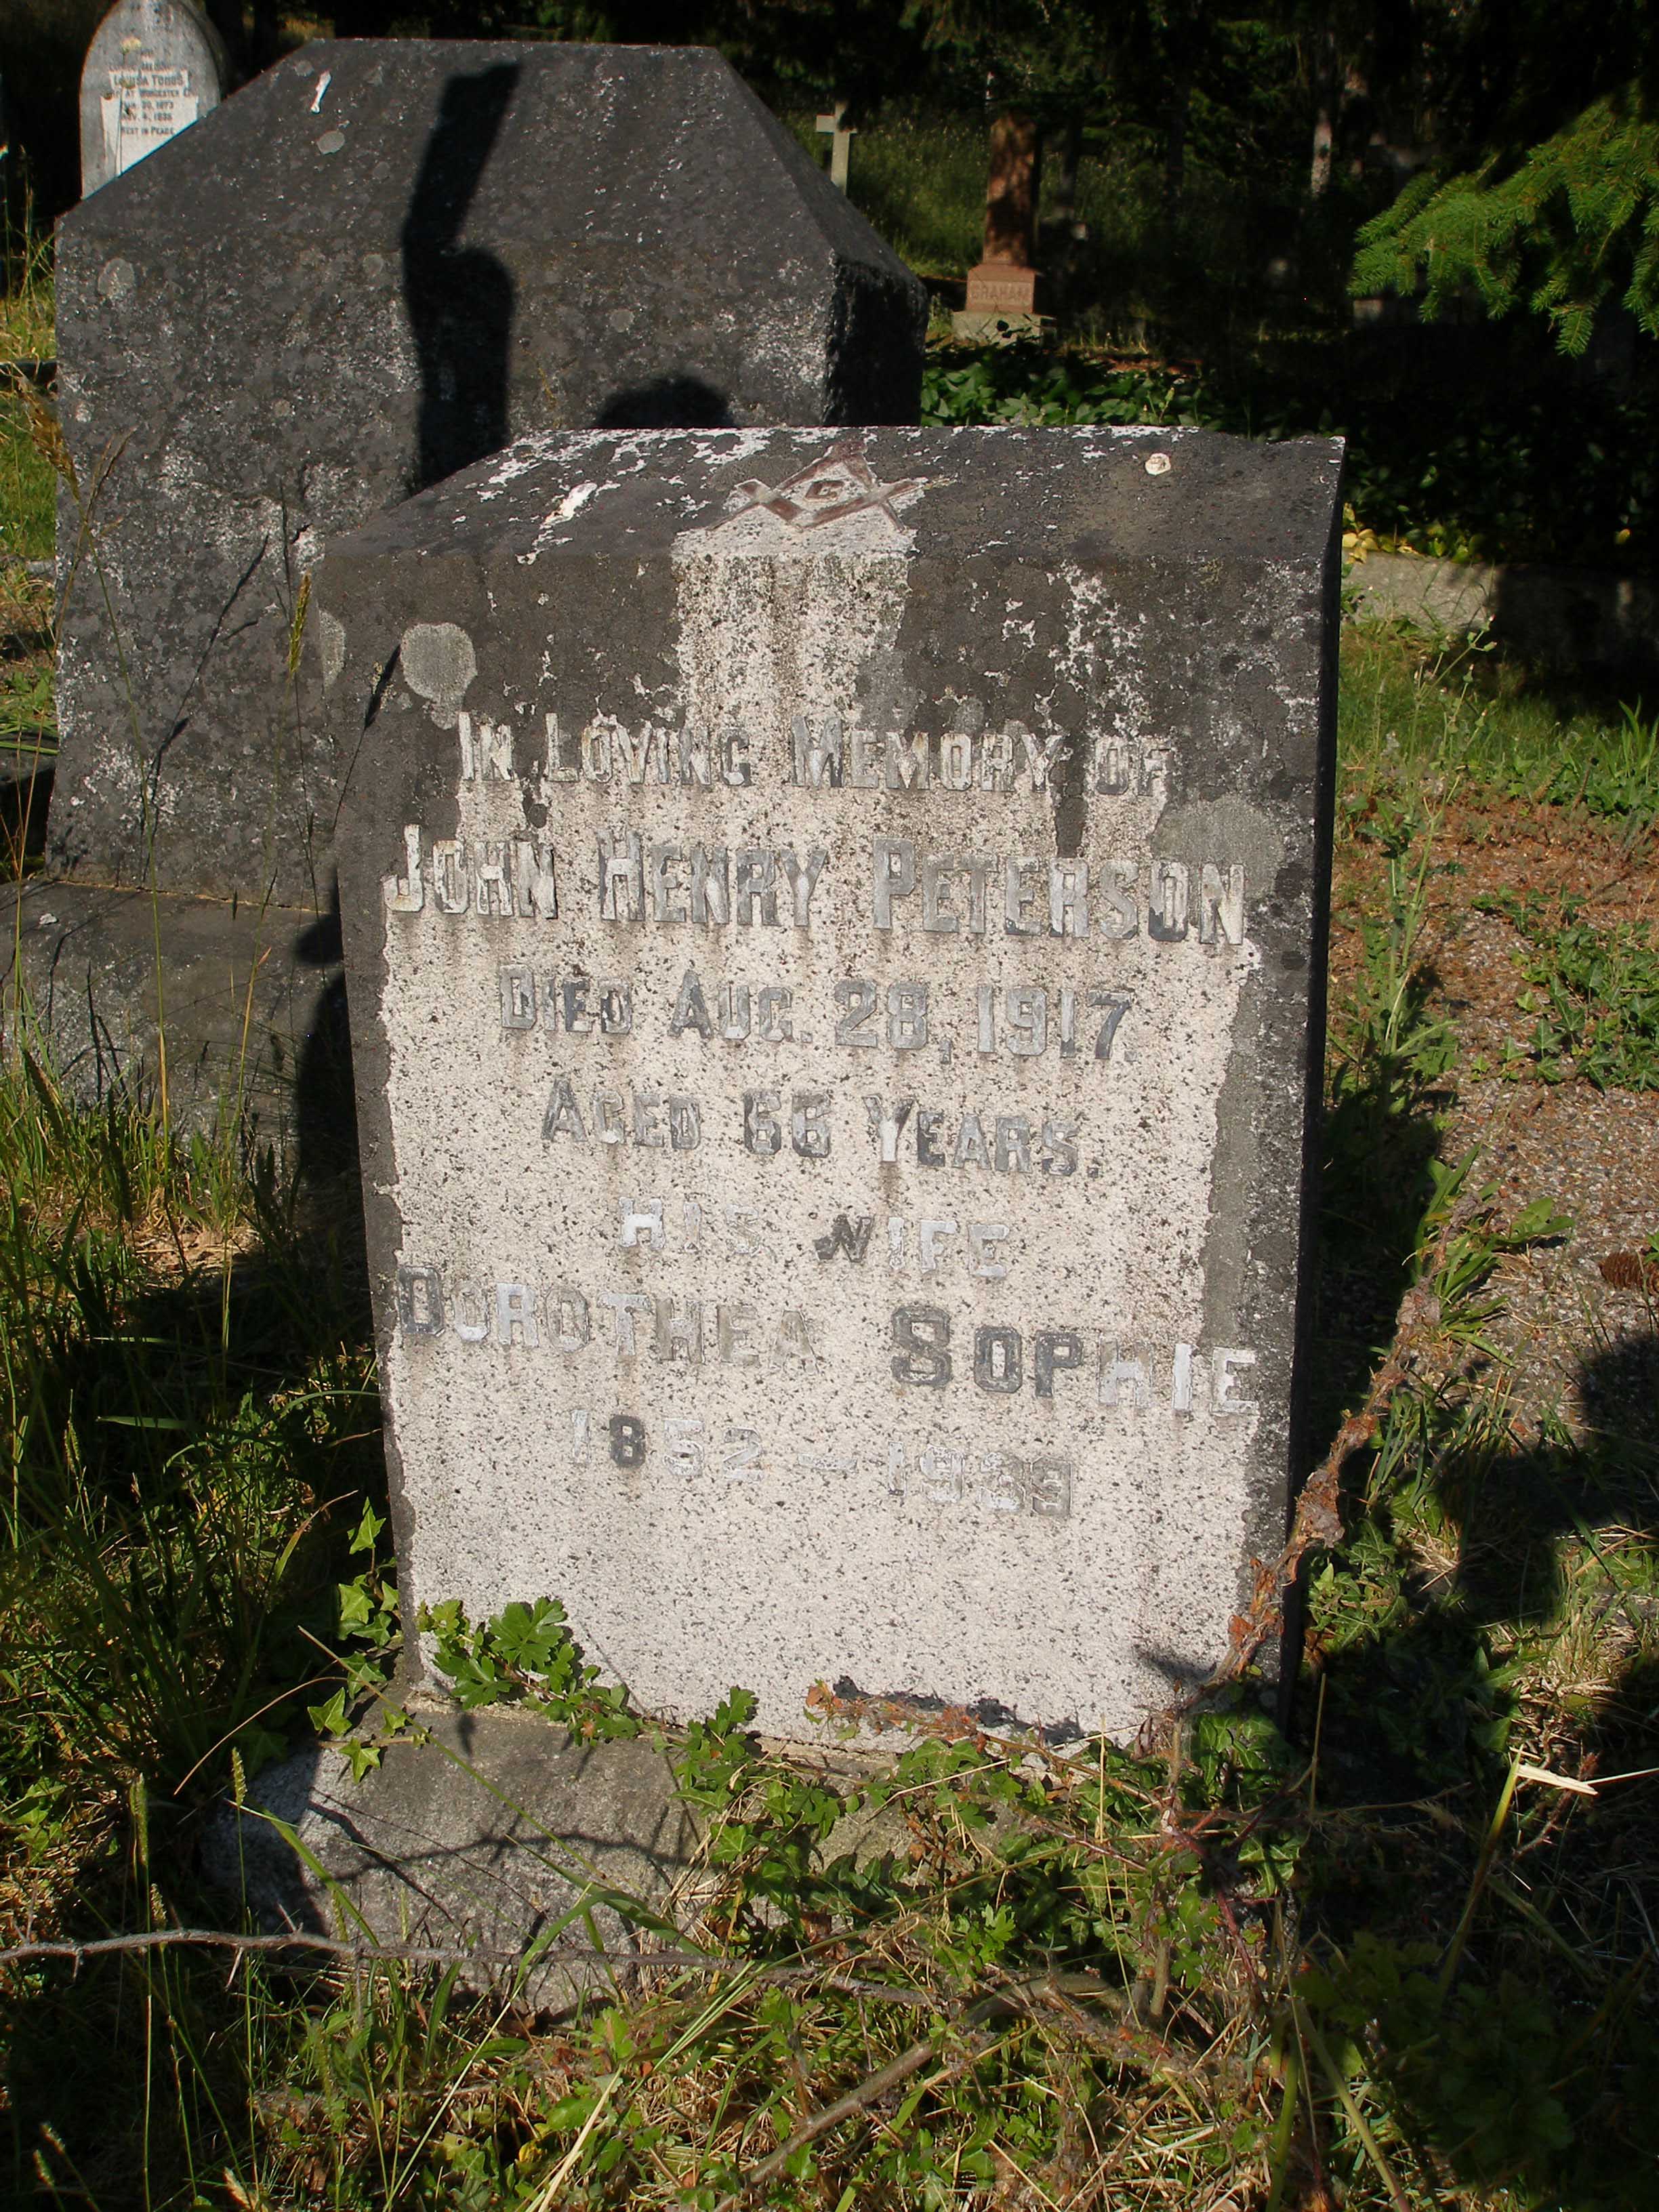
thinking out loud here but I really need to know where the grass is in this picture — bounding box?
[1336,624,1659,840]
[0,402,53,573]
[1,215,58,794]
[1477,893,1659,1091]
[1335,626,1659,1099]
[790,112,987,280]
[0,1054,385,2201]
[0,203,57,577]
[0,205,53,365]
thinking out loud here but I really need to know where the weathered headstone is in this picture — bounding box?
[321,422,1341,1744]
[48,41,926,913]
[79,0,227,197]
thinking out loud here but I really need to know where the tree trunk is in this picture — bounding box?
[1164,66,1192,213]
[982,110,1040,268]
[202,0,247,79]
[1343,62,1372,179]
[1051,117,1083,230]
[1309,16,1338,199]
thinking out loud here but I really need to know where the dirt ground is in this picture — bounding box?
[1330,795,1659,1443]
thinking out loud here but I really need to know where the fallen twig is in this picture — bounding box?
[0,1928,622,1973]
[0,1925,943,2015]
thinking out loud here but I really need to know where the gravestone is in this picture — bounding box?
[956,110,1044,339]
[320,422,1341,1744]
[79,0,227,197]
[48,41,926,913]
[815,100,855,190]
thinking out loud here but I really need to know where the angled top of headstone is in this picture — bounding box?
[329,418,1340,573]
[319,423,1342,1746]
[79,0,226,197]
[49,41,928,909]
[66,40,905,293]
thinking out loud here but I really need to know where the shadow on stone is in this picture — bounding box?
[291,889,357,1187]
[595,375,735,430]
[1,754,53,865]
[203,1705,704,2013]
[403,61,520,495]
[1490,563,1659,690]
[0,879,349,1168]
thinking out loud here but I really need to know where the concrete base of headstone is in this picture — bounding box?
[950,309,1052,342]
[1347,551,1496,638]
[201,1706,705,2011]
[1348,550,1659,680]
[203,1704,933,2008]
[0,879,351,1166]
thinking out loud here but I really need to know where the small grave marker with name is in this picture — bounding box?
[958,110,1043,337]
[323,423,1340,1744]
[79,0,226,197]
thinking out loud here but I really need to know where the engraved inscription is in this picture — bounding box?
[381,636,1271,1611]
[102,60,201,177]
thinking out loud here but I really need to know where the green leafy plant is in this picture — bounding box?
[307,1501,404,1780]
[417,1595,641,1739]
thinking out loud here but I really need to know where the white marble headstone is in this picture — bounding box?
[79,0,226,197]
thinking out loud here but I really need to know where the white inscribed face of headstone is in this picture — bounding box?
[323,424,1343,1750]
[101,54,200,179]
[80,0,226,197]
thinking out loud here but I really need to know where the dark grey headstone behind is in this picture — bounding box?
[49,40,926,909]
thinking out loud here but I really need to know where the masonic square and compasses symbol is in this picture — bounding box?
[711,436,924,535]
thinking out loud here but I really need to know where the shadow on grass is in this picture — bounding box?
[1291,1319,1659,2207]
[1310,972,1451,1448]
[1286,915,1659,2205]
[1,1170,382,2205]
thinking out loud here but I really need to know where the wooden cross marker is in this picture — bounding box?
[815,100,855,190]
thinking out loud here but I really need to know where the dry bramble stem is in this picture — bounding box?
[0,1929,533,1973]
[0,1929,872,1982]
[0,1928,1088,2026]
[1139,1183,1490,1753]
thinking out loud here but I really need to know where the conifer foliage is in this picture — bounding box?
[1353,92,1659,353]
[1349,0,1659,352]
